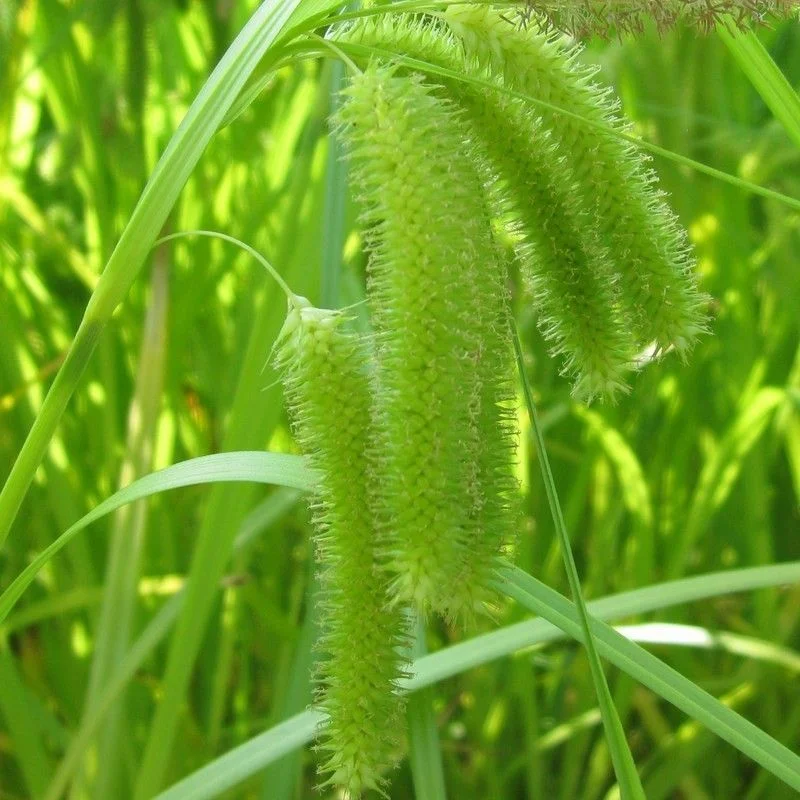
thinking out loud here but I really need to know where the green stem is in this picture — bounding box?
[512,324,645,800]
[407,614,448,800]
[320,58,348,308]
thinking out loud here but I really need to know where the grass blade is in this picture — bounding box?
[407,614,448,800]
[494,566,800,793]
[617,623,800,672]
[154,711,325,800]
[320,58,348,308]
[45,595,184,800]
[0,0,310,549]
[257,570,319,799]
[718,21,800,150]
[0,452,313,625]
[43,491,300,800]
[411,559,800,689]
[78,242,170,799]
[669,387,784,577]
[153,559,800,799]
[0,646,53,796]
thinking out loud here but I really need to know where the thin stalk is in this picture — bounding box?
[319,58,348,309]
[76,243,170,798]
[154,230,298,304]
[512,324,645,800]
[407,614,447,800]
[258,565,320,799]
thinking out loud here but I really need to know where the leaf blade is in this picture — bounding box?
[0,452,313,625]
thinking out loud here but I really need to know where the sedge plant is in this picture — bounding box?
[1,2,799,799]
[265,12,707,791]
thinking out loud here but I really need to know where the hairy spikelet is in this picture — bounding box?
[339,17,637,398]
[459,242,520,600]
[273,298,406,797]
[517,0,797,38]
[336,64,518,620]
[445,6,708,357]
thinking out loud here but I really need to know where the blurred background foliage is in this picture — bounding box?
[0,0,799,798]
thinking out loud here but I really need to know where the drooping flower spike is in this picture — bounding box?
[444,5,709,357]
[336,64,519,621]
[338,16,636,398]
[273,296,407,797]
[336,11,708,395]
[265,7,713,793]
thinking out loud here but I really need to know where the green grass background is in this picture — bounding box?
[1,1,799,798]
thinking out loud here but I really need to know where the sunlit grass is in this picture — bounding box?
[1,2,798,798]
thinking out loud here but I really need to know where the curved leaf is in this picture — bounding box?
[496,566,800,793]
[0,452,314,624]
[152,560,800,800]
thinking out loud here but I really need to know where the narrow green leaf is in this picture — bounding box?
[154,710,325,800]
[44,595,184,800]
[574,407,653,531]
[618,623,800,673]
[258,566,319,800]
[718,21,800,150]
[43,490,300,800]
[0,647,53,796]
[0,452,314,625]
[79,248,169,799]
[0,0,316,549]
[411,560,800,689]
[153,560,800,800]
[669,387,784,576]
[494,566,800,793]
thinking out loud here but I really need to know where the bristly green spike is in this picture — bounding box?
[273,297,407,797]
[336,63,518,621]
[338,17,637,399]
[458,242,520,603]
[444,5,709,357]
